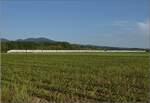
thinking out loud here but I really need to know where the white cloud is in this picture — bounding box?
[137,20,149,34]
[96,20,149,35]
[110,20,138,32]
[111,21,129,27]
[111,20,150,35]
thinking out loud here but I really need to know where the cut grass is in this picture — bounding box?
[1,52,149,102]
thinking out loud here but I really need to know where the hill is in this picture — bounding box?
[0,38,9,42]
[1,37,148,53]
[16,37,55,43]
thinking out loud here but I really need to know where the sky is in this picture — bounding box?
[1,0,150,48]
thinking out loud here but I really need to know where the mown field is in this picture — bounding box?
[1,52,149,103]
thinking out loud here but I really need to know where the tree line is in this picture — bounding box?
[1,41,101,53]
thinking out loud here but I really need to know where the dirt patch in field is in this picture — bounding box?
[29,96,49,103]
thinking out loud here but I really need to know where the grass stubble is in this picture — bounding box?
[1,52,149,103]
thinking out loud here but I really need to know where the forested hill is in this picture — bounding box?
[0,37,148,53]
[0,37,102,53]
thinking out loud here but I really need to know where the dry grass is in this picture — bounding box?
[1,52,149,103]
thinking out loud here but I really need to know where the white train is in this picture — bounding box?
[7,50,146,53]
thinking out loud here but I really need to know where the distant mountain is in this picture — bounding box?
[1,37,149,52]
[0,38,9,42]
[16,37,56,43]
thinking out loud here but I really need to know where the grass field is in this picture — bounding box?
[1,52,149,103]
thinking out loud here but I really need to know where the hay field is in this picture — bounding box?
[1,52,149,103]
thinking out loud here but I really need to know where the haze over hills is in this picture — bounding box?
[0,38,9,42]
[16,37,56,43]
[0,37,149,53]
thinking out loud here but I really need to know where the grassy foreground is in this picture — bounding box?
[1,52,149,103]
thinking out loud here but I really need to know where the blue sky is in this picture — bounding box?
[1,0,149,48]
